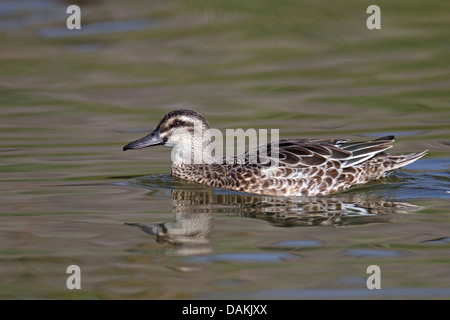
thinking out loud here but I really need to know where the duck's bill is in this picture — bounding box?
[123,129,165,151]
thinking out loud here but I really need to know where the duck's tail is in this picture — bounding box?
[384,149,428,172]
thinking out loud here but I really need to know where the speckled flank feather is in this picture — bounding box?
[171,136,427,196]
[124,109,428,197]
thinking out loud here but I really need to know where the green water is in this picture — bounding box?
[0,0,449,299]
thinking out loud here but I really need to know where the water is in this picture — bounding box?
[0,0,449,299]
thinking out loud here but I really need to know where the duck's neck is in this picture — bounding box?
[171,130,215,166]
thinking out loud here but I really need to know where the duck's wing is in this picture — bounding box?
[256,136,395,169]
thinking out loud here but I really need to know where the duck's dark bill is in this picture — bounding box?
[123,129,165,151]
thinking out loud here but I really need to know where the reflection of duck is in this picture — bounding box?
[126,189,214,255]
[123,109,427,196]
[170,189,421,227]
[126,185,422,253]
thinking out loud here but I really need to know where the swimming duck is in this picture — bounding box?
[123,109,427,196]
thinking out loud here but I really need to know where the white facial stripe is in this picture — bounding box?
[177,115,194,123]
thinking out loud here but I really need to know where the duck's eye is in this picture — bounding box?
[172,120,182,127]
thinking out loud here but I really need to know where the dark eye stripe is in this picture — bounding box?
[171,120,192,128]
[159,119,194,133]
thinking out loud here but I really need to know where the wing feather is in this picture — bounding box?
[224,136,395,169]
[265,137,394,168]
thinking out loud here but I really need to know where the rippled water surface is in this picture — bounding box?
[0,0,449,299]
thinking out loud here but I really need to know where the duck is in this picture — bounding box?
[123,109,427,197]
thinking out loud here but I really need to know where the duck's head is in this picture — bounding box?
[123,109,211,151]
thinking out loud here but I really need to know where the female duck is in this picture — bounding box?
[123,109,426,196]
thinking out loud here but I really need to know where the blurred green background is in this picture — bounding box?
[0,0,449,299]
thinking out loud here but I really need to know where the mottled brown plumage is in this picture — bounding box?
[123,109,427,196]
